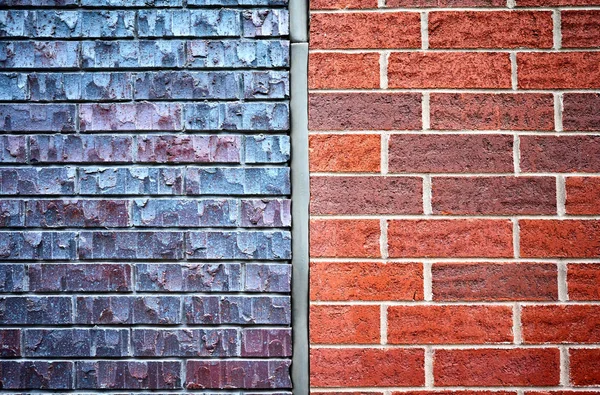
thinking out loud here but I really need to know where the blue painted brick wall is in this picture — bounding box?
[0,0,291,392]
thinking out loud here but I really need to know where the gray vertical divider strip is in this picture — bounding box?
[290,0,309,43]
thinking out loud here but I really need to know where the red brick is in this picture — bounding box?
[311,0,377,9]
[398,392,516,395]
[563,93,600,131]
[432,176,556,215]
[389,134,513,173]
[388,0,504,5]
[520,220,600,258]
[309,93,421,131]
[430,93,555,131]
[570,349,600,386]
[429,11,553,49]
[518,52,600,89]
[566,177,600,215]
[310,12,421,49]
[518,0,600,5]
[310,262,424,301]
[520,136,600,173]
[388,53,511,89]
[522,305,600,343]
[432,263,558,301]
[310,176,423,215]
[568,263,600,300]
[310,219,380,258]
[310,348,425,387]
[309,134,380,173]
[562,11,600,48]
[387,305,513,344]
[388,219,514,258]
[433,348,560,386]
[309,53,380,89]
[527,392,600,395]
[310,305,380,344]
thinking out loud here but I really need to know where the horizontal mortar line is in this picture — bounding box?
[0,259,291,264]
[309,301,600,306]
[0,323,292,328]
[0,194,292,199]
[0,291,292,297]
[309,5,600,11]
[309,257,600,263]
[309,48,600,54]
[310,172,600,177]
[0,98,290,104]
[309,131,600,135]
[0,163,290,168]
[0,226,291,232]
[0,4,291,9]
[0,197,291,201]
[311,344,600,349]
[0,35,291,42]
[3,130,292,135]
[0,67,291,73]
[308,87,600,93]
[0,391,292,395]
[310,215,600,220]
[0,355,293,361]
[0,325,290,330]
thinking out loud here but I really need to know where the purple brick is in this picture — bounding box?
[241,328,292,357]
[31,135,133,163]
[24,329,129,357]
[0,104,75,132]
[0,329,21,357]
[0,41,79,69]
[185,167,290,195]
[245,264,291,292]
[134,72,240,100]
[184,296,291,324]
[0,73,28,100]
[82,41,186,69]
[241,199,291,227]
[0,232,76,260]
[76,296,180,325]
[76,361,181,390]
[0,362,73,389]
[0,200,25,227]
[137,135,240,163]
[184,102,289,131]
[0,168,76,195]
[0,136,27,163]
[29,263,131,292]
[187,40,289,69]
[0,264,26,292]
[132,199,238,227]
[245,135,290,163]
[26,199,129,228]
[243,71,289,99]
[138,9,240,38]
[81,0,182,4]
[79,167,183,195]
[28,73,132,101]
[0,297,72,324]
[242,9,289,37]
[185,231,291,260]
[185,360,291,389]
[79,231,184,260]
[132,329,238,357]
[136,263,241,292]
[80,103,181,131]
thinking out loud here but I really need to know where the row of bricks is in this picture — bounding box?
[0,230,291,260]
[311,261,600,301]
[0,262,291,293]
[0,328,291,358]
[312,0,600,8]
[0,71,289,101]
[0,9,288,38]
[0,39,289,69]
[0,0,289,6]
[310,11,599,49]
[311,219,600,258]
[0,167,290,196]
[0,102,289,132]
[0,360,291,390]
[311,347,598,387]
[0,295,291,325]
[0,134,290,164]
[310,93,599,131]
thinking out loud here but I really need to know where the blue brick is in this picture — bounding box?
[0,168,76,195]
[240,198,291,227]
[138,10,240,38]
[30,135,133,163]
[137,135,241,163]
[189,0,287,5]
[28,73,132,101]
[245,135,290,163]
[75,361,181,390]
[0,232,77,260]
[81,11,135,38]
[187,40,289,68]
[242,9,289,37]
[185,230,291,260]
[0,73,28,100]
[0,41,79,69]
[241,328,292,357]
[184,295,291,324]
[132,199,237,227]
[134,71,240,100]
[0,361,73,390]
[80,103,181,131]
[0,297,72,324]
[185,102,289,131]
[79,231,184,260]
[245,263,291,292]
[29,263,131,292]
[82,41,186,69]
[24,329,129,357]
[81,0,183,5]
[0,11,32,37]
[0,104,75,132]
[79,167,183,195]
[0,136,27,163]
[75,296,181,324]
[0,264,26,292]
[132,329,238,357]
[185,167,290,195]
[0,200,24,227]
[244,71,289,99]
[136,263,242,292]
[0,0,77,5]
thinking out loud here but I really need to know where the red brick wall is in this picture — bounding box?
[308,0,600,392]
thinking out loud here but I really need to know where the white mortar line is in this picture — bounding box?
[554,10,562,50]
[421,12,429,50]
[513,134,521,175]
[560,346,570,386]
[380,218,389,259]
[557,175,566,216]
[380,51,390,90]
[423,261,433,302]
[381,132,390,175]
[510,52,518,90]
[381,304,388,345]
[423,175,432,215]
[555,92,564,132]
[513,303,523,345]
[558,261,569,302]
[422,92,430,131]
[425,347,434,387]
[513,218,520,259]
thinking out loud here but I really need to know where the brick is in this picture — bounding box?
[0,41,79,69]
[311,176,423,214]
[388,305,513,344]
[389,134,513,173]
[185,167,290,195]
[184,296,291,324]
[79,167,183,195]
[518,0,600,5]
[310,219,380,258]
[0,297,72,325]
[245,135,290,163]
[82,41,186,69]
[432,263,558,301]
[522,305,600,343]
[80,103,181,131]
[562,11,600,48]
[0,264,26,292]
[0,362,73,389]
[29,73,132,101]
[184,102,289,131]
[191,0,287,5]
[243,9,289,37]
[311,0,376,8]
[82,0,182,4]
[0,73,28,100]
[243,71,289,99]
[186,40,289,68]
[26,199,129,228]
[568,263,600,300]
[521,136,600,173]
[134,71,241,100]
[0,136,26,163]
[0,232,77,260]
[0,168,76,195]
[398,392,516,395]
[432,176,557,215]
[388,0,503,5]
[518,52,600,89]
[0,104,75,132]
[429,11,553,48]
[30,135,133,163]
[310,305,380,344]
[241,328,292,357]
[76,361,181,390]
[24,329,129,357]
[310,12,420,49]
[435,349,560,386]
[520,220,600,258]
[0,200,24,227]
[136,263,242,292]
[570,349,600,386]
[133,199,237,227]
[241,199,291,227]
[566,177,600,214]
[138,9,241,37]
[79,231,184,260]
[311,348,424,387]
[309,93,421,130]
[185,231,291,260]
[245,263,291,292]
[388,219,513,258]
[563,93,600,131]
[132,329,238,357]
[310,262,423,301]
[389,53,511,89]
[309,53,380,89]
[0,329,20,357]
[309,135,381,172]
[137,135,240,163]
[28,263,131,292]
[430,93,555,130]
[75,296,181,325]
[186,360,291,389]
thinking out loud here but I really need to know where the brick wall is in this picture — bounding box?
[308,0,600,392]
[0,0,292,392]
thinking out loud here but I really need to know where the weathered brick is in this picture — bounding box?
[80,103,181,131]
[241,199,291,227]
[311,0,375,8]
[76,361,181,390]
[82,41,186,69]
[0,200,25,227]
[138,9,241,37]
[389,134,514,173]
[245,263,291,292]
[388,0,503,5]
[522,305,600,343]
[0,73,28,100]
[0,136,26,163]
[0,329,20,357]
[185,231,291,260]
[186,360,291,389]
[310,219,380,258]
[135,263,241,292]
[79,167,183,195]
[0,362,73,389]
[184,295,291,324]
[570,349,600,386]
[518,52,600,88]
[184,102,289,131]
[137,135,240,163]
[78,231,184,260]
[562,11,600,48]
[0,41,79,69]
[185,168,290,195]
[566,177,600,214]
[24,329,129,357]
[309,134,380,172]
[0,297,72,325]
[309,53,380,89]
[191,0,286,4]
[134,71,240,100]
[245,135,290,164]
[186,40,289,68]
[132,329,238,357]
[517,0,600,5]
[75,296,181,325]
[243,9,289,37]
[0,232,76,260]
[432,263,558,301]
[521,136,600,173]
[563,93,600,131]
[0,104,75,132]
[568,263,600,300]
[27,199,129,229]
[310,305,380,344]
[243,71,289,99]
[29,73,132,101]
[1,0,77,4]
[82,0,182,4]
[521,220,600,257]
[28,263,131,292]
[30,135,133,163]
[133,199,237,227]
[81,11,135,38]
[241,328,292,357]
[0,168,76,195]
[0,264,26,292]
